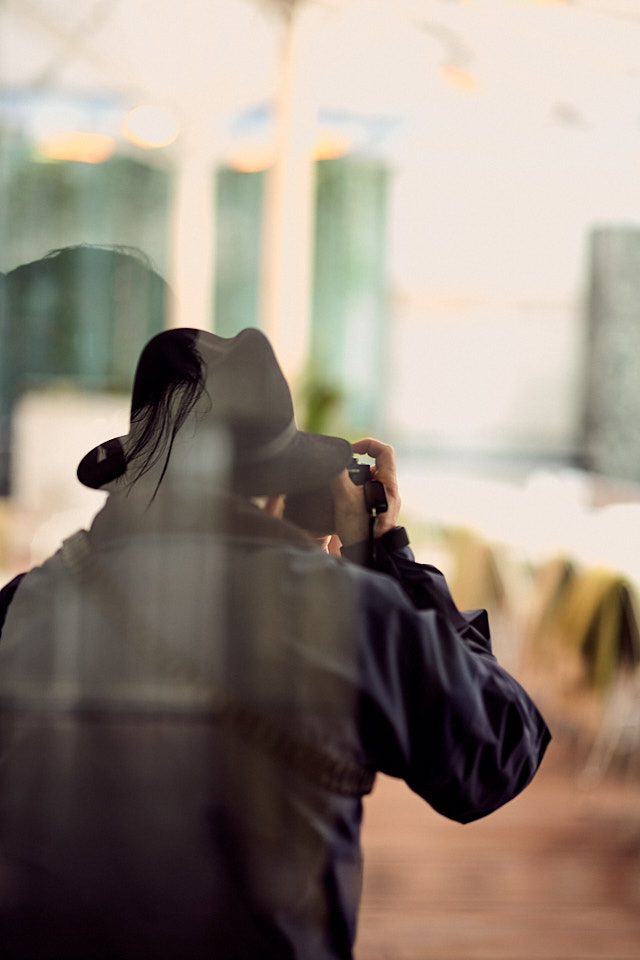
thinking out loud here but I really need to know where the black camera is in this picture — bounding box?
[347,457,372,487]
[284,457,387,535]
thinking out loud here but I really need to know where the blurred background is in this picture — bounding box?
[1,1,640,955]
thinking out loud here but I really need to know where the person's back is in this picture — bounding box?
[0,327,550,959]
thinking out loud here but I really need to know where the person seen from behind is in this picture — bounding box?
[0,324,551,959]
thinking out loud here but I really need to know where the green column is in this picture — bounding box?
[582,225,640,482]
[213,168,264,336]
[310,156,389,436]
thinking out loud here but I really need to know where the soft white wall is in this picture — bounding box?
[10,391,129,566]
[378,4,640,461]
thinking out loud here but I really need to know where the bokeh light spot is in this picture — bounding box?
[124,105,179,149]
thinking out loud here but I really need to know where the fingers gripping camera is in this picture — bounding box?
[349,460,388,518]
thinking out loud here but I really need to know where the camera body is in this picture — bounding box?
[284,457,386,536]
[347,457,372,487]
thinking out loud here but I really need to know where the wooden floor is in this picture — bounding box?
[355,738,640,960]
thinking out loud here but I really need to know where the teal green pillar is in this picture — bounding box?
[310,156,389,436]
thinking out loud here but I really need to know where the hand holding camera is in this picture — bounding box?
[331,438,400,547]
[283,438,400,546]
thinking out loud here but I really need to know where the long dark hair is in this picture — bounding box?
[125,329,207,497]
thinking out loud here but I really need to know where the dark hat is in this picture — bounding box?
[77,327,352,496]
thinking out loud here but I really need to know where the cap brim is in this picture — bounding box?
[78,430,353,495]
[77,437,128,489]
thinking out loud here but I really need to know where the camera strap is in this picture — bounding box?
[363,480,388,565]
[368,514,378,565]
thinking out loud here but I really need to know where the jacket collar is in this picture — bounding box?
[89,486,316,551]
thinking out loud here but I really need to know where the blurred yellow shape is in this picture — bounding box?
[440,63,484,94]
[37,131,115,164]
[227,145,275,172]
[313,132,352,161]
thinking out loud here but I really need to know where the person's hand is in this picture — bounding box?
[329,438,401,547]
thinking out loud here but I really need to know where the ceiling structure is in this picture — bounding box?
[2,0,640,163]
[2,0,640,364]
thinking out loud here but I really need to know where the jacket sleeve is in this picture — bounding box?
[343,528,551,823]
[342,527,489,648]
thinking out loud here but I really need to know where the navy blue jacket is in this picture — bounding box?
[0,490,550,959]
